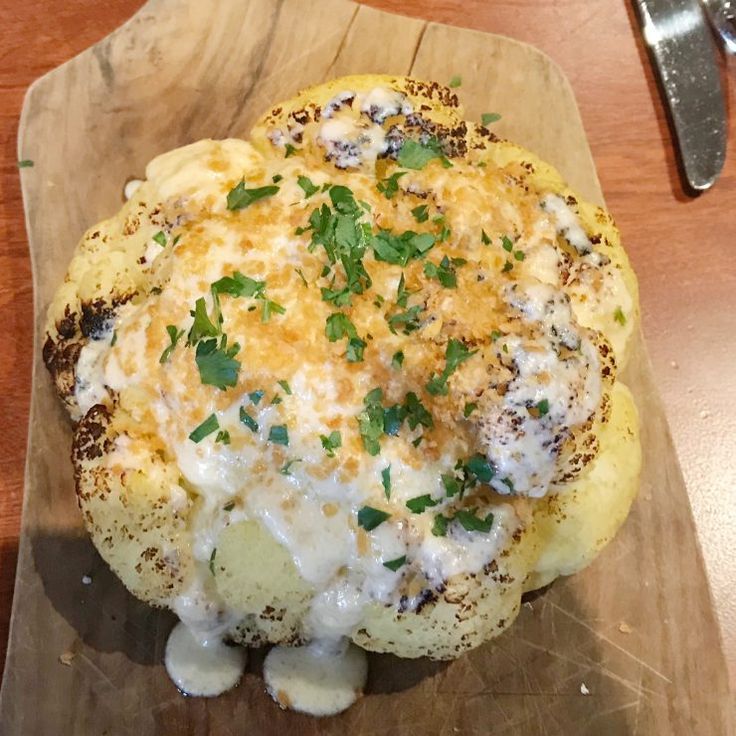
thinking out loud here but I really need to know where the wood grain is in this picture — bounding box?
[0,0,733,731]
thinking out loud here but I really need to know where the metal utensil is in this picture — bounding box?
[633,0,727,191]
[702,0,736,54]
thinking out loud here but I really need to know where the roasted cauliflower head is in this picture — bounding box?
[45,75,641,661]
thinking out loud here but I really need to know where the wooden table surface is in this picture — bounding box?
[1,0,734,694]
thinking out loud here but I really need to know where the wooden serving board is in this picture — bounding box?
[3,0,732,733]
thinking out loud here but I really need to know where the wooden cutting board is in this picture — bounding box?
[3,0,731,733]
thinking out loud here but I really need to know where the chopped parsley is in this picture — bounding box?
[432,514,449,537]
[248,390,265,405]
[463,402,478,418]
[441,473,461,497]
[239,407,258,432]
[271,394,283,405]
[411,204,429,223]
[514,249,525,261]
[215,430,231,445]
[377,171,406,199]
[223,501,235,512]
[295,267,308,287]
[152,231,167,247]
[277,379,292,395]
[320,430,342,457]
[397,137,451,170]
[464,453,494,483]
[325,312,366,362]
[381,465,392,499]
[455,508,494,533]
[357,506,391,531]
[189,414,219,443]
[426,339,477,396]
[614,306,627,326]
[195,337,241,389]
[261,299,286,323]
[226,181,279,210]
[448,75,462,88]
[284,143,298,157]
[392,350,405,369]
[481,229,491,245]
[280,458,302,475]
[406,494,438,513]
[209,548,217,575]
[110,330,118,346]
[272,174,283,183]
[371,229,435,266]
[387,304,423,335]
[17,159,34,168]
[423,255,459,288]
[297,175,319,198]
[528,399,550,418]
[268,425,289,446]
[490,329,503,342]
[481,112,502,125]
[383,555,407,572]
[357,388,385,455]
[187,297,220,345]
[501,235,514,252]
[502,260,514,273]
[159,325,185,364]
[211,272,265,299]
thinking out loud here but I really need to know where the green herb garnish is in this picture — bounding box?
[397,138,448,170]
[432,514,449,537]
[160,325,185,364]
[226,181,279,210]
[277,379,292,395]
[448,75,462,88]
[357,506,391,531]
[426,339,477,396]
[406,494,438,513]
[411,204,429,223]
[297,175,319,198]
[268,425,289,446]
[211,272,265,298]
[381,465,392,499]
[481,112,502,125]
[614,306,627,326]
[280,458,302,475]
[209,548,217,575]
[325,313,366,363]
[239,407,258,432]
[17,159,34,168]
[423,255,459,288]
[481,229,491,245]
[392,350,405,369]
[284,143,298,157]
[357,388,385,456]
[454,508,494,533]
[320,430,342,457]
[383,555,407,572]
[189,414,219,443]
[215,430,231,445]
[463,402,478,418]
[248,390,264,405]
[195,337,240,389]
[377,171,406,199]
[152,231,167,247]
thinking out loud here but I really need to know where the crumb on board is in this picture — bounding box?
[580,682,590,695]
[82,574,92,585]
[522,601,533,611]
[59,651,75,667]
[618,621,632,634]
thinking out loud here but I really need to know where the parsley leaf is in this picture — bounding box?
[357,506,390,531]
[481,112,502,126]
[357,388,385,455]
[463,402,478,418]
[392,350,405,369]
[268,425,289,446]
[481,229,491,245]
[383,555,407,572]
[152,231,167,247]
[387,304,423,335]
[226,181,279,210]
[448,75,462,88]
[426,339,477,396]
[261,299,286,322]
[411,204,429,223]
[464,454,494,483]
[441,472,461,497]
[195,337,241,389]
[277,379,292,395]
[297,175,319,198]
[501,235,514,252]
[397,137,449,170]
[432,514,449,537]
[528,398,550,418]
[160,325,185,364]
[248,390,264,405]
[377,171,406,199]
[280,458,302,475]
[189,414,219,443]
[454,508,494,533]
[320,430,342,457]
[614,306,627,326]
[406,494,438,513]
[423,255,459,288]
[381,465,392,499]
[239,407,258,432]
[325,313,366,362]
[211,272,265,298]
[371,229,436,266]
[187,297,220,345]
[284,143,298,158]
[215,429,231,445]
[17,159,34,168]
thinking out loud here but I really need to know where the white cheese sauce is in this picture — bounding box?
[123,178,143,201]
[165,622,246,697]
[263,640,368,716]
[540,193,592,255]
